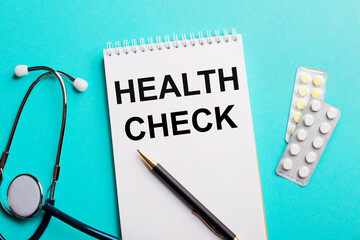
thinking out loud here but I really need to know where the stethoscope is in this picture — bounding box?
[0,65,121,240]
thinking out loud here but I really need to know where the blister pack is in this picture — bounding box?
[285,67,328,142]
[276,99,341,186]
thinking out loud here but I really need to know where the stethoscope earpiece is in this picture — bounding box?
[15,65,88,92]
[73,77,88,92]
[14,65,29,77]
[7,174,43,219]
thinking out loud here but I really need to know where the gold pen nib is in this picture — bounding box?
[137,149,158,170]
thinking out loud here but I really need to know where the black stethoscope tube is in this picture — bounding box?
[28,200,53,240]
[42,200,119,240]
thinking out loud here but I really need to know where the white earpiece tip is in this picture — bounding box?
[15,65,29,77]
[73,78,88,92]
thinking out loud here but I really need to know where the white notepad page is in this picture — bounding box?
[103,32,267,240]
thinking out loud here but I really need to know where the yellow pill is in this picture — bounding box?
[296,100,306,110]
[291,126,296,134]
[312,76,323,86]
[297,87,308,97]
[300,74,310,84]
[311,89,321,98]
[293,113,302,123]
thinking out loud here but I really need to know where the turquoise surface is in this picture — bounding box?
[0,0,359,239]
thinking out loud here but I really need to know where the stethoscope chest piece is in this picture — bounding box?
[7,174,43,218]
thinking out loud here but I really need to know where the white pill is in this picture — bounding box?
[289,144,300,156]
[313,137,324,149]
[282,158,293,170]
[297,129,307,141]
[311,100,321,112]
[304,115,314,126]
[327,108,338,120]
[320,122,331,134]
[306,152,317,163]
[299,166,310,178]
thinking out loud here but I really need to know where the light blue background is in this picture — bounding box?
[0,0,359,239]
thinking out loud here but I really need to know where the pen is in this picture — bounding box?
[137,150,240,240]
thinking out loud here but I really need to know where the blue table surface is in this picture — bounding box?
[0,0,359,239]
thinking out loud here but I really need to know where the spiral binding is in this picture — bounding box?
[106,28,238,56]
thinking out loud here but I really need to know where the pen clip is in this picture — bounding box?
[192,210,223,238]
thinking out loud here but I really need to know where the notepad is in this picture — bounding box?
[103,29,267,240]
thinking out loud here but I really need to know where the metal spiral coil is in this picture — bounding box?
[106,28,238,56]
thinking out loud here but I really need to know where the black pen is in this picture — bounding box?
[137,150,240,240]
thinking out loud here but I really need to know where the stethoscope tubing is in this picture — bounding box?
[42,200,119,240]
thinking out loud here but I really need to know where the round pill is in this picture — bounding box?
[290,126,296,134]
[300,74,310,84]
[297,87,308,97]
[313,137,324,149]
[306,152,317,163]
[293,113,302,123]
[311,89,321,98]
[304,115,314,126]
[299,166,310,178]
[327,108,338,119]
[282,158,293,170]
[296,100,306,110]
[297,129,307,141]
[310,100,321,112]
[289,144,300,156]
[320,122,331,134]
[312,76,323,86]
